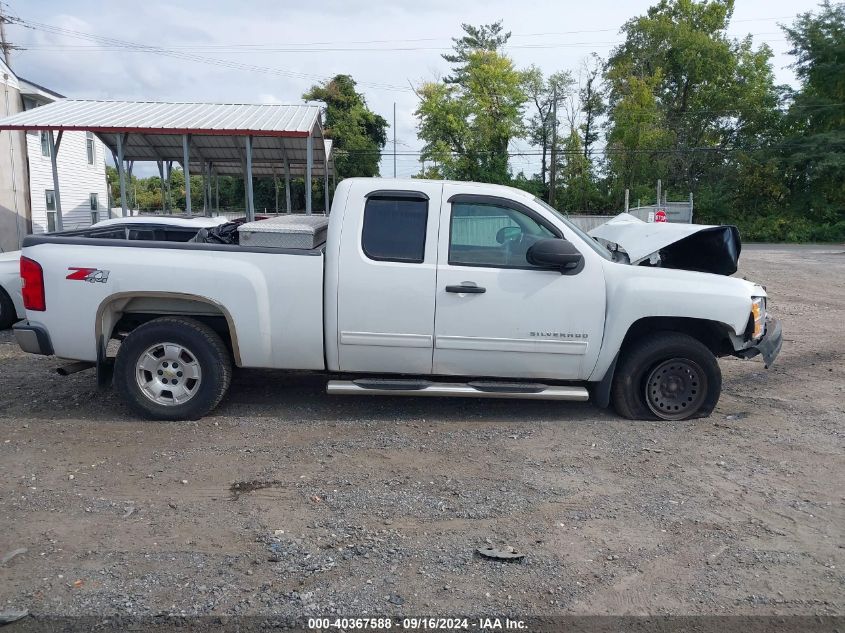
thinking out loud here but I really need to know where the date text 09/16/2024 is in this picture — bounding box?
[307,617,527,630]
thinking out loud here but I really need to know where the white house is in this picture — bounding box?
[0,59,109,251]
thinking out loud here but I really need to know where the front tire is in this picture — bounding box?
[114,317,232,420]
[611,331,721,421]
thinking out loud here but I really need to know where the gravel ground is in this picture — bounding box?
[0,245,842,620]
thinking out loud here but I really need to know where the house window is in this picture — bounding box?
[86,132,95,165]
[40,131,50,157]
[90,193,99,224]
[45,189,56,232]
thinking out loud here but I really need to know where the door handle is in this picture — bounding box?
[445,283,486,294]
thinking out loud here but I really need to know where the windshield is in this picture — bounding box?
[533,198,613,261]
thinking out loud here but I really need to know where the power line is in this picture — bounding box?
[7,10,793,57]
[9,13,797,50]
[7,16,412,92]
[22,37,789,54]
[337,142,845,157]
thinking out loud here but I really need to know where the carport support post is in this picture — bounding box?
[272,165,279,213]
[244,135,255,222]
[624,188,629,213]
[201,161,207,214]
[182,134,192,215]
[306,133,313,215]
[324,160,330,214]
[282,146,291,214]
[201,162,212,217]
[47,130,64,231]
[208,163,213,214]
[116,133,128,217]
[157,160,166,212]
[165,160,173,214]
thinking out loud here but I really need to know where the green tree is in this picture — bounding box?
[604,70,673,203]
[555,128,606,211]
[523,65,575,192]
[303,74,388,179]
[416,26,527,184]
[442,21,511,83]
[604,0,782,208]
[780,1,845,238]
[579,54,606,159]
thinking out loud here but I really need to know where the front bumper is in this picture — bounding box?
[737,317,782,368]
[13,322,54,356]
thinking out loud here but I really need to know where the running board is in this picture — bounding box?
[326,379,589,401]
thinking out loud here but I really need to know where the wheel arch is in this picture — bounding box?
[620,316,737,358]
[0,284,21,329]
[96,291,242,366]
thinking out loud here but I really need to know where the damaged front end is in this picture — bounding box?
[735,316,783,368]
[589,213,741,276]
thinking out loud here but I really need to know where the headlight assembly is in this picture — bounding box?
[751,297,766,339]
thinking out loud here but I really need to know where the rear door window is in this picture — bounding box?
[361,195,428,263]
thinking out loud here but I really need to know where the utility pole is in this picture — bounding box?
[549,86,558,207]
[0,2,13,67]
[393,102,397,178]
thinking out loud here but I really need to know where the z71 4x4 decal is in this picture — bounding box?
[66,267,110,283]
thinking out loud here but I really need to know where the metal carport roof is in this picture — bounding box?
[0,99,333,173]
[0,99,335,220]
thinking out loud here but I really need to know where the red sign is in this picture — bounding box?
[654,209,668,223]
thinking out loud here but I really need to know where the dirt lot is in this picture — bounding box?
[0,245,843,622]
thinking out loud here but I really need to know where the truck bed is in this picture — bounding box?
[19,233,326,370]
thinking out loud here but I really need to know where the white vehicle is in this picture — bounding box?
[13,179,781,421]
[0,215,228,329]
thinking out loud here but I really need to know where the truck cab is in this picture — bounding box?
[327,179,607,381]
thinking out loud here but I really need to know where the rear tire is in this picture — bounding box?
[0,288,17,330]
[611,331,721,421]
[114,316,232,420]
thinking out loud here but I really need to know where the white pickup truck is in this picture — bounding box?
[13,178,781,421]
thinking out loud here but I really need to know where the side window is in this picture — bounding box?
[40,131,50,157]
[86,132,95,165]
[449,202,555,268]
[361,195,428,263]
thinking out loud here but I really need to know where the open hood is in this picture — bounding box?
[588,213,741,276]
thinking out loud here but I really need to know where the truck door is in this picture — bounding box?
[335,182,442,374]
[432,188,606,380]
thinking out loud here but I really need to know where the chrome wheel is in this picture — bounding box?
[644,358,707,420]
[135,342,202,406]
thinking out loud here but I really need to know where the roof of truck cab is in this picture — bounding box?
[342,178,538,202]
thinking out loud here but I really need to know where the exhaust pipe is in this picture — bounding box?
[56,361,95,376]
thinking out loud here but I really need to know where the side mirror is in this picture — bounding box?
[496,226,522,244]
[526,238,584,274]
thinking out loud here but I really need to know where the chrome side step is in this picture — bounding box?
[326,379,589,401]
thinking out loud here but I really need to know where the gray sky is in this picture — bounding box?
[3,0,820,178]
